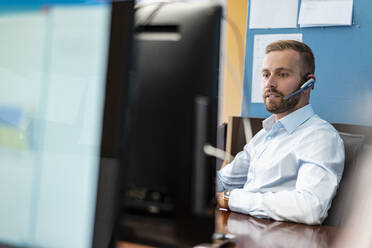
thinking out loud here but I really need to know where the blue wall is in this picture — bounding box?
[242,0,372,126]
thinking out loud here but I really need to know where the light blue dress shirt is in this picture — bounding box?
[217,104,345,225]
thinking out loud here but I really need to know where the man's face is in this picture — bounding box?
[261,49,303,115]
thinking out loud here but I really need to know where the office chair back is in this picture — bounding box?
[322,131,366,226]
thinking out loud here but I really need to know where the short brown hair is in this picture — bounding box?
[265,40,315,76]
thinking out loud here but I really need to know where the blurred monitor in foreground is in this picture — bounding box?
[0,1,133,247]
[118,1,222,247]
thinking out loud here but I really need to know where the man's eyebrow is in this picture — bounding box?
[274,67,293,73]
[261,67,294,73]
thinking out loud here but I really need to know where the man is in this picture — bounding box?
[216,40,345,225]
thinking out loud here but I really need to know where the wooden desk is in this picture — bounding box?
[116,242,153,248]
[216,209,341,248]
[117,209,341,248]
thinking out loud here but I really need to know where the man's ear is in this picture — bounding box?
[307,74,316,90]
[302,74,315,96]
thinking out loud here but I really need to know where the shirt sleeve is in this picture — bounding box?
[228,129,345,225]
[216,143,253,192]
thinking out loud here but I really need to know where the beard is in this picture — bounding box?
[263,88,300,114]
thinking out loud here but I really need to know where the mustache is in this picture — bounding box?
[263,88,285,97]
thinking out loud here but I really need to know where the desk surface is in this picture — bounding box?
[216,209,340,248]
[117,209,341,248]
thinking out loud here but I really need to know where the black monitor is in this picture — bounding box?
[93,1,134,247]
[118,2,222,247]
[0,1,133,248]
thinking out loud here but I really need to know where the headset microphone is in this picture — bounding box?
[283,78,315,100]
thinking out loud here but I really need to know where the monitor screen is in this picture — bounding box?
[118,2,222,247]
[0,1,133,247]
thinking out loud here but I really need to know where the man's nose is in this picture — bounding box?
[264,75,277,89]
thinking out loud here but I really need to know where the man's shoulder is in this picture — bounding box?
[307,114,337,130]
[251,127,267,141]
[300,114,341,139]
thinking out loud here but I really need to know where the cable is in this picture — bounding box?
[134,1,174,32]
[220,13,251,115]
[220,14,254,145]
[222,15,245,83]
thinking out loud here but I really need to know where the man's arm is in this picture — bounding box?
[216,143,252,192]
[227,130,345,225]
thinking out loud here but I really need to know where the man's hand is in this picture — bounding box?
[216,192,229,209]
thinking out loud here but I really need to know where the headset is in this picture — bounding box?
[283,78,315,100]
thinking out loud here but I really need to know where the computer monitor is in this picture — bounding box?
[119,2,222,247]
[0,1,133,247]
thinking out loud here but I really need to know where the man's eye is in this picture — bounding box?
[262,73,269,78]
[279,72,288,77]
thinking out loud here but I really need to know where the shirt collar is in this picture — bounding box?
[262,104,315,134]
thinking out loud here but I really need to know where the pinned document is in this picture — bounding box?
[249,0,298,29]
[298,0,353,27]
